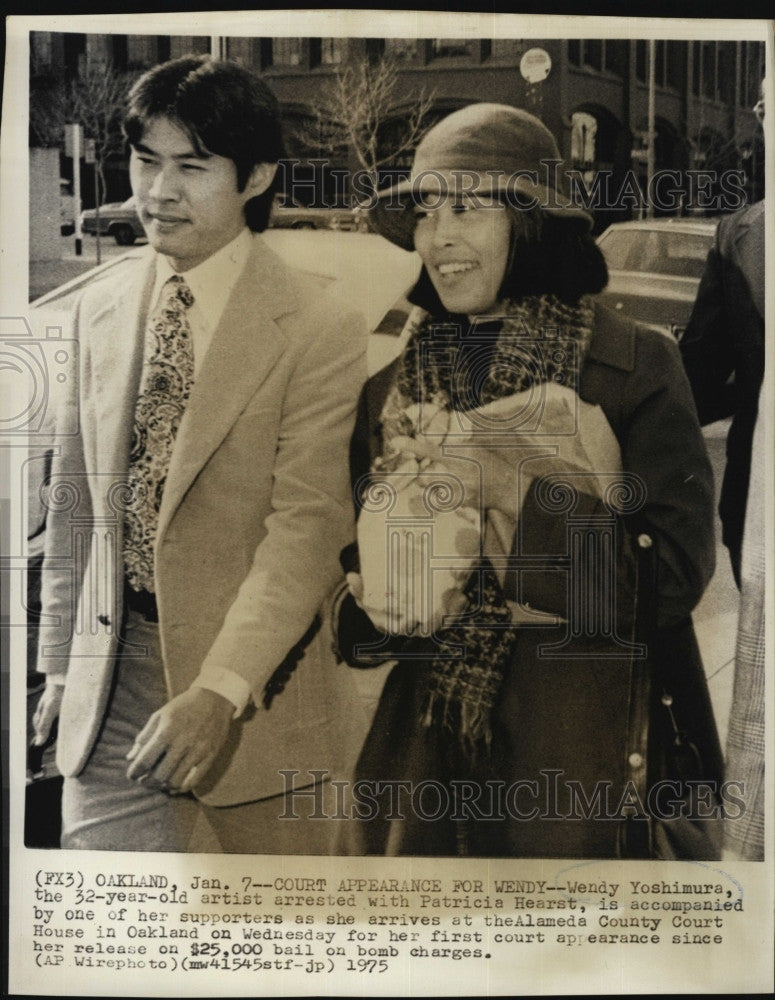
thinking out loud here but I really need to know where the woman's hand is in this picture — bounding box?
[388,434,592,518]
[388,435,510,513]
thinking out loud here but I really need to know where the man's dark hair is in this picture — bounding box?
[409,205,609,313]
[124,54,283,232]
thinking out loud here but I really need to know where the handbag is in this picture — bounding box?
[618,529,723,860]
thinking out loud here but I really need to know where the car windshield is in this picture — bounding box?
[598,228,713,279]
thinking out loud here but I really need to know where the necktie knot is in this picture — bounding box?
[166,274,195,311]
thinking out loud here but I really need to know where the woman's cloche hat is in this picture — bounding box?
[367,102,592,251]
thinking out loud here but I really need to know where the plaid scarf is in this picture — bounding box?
[376,294,595,752]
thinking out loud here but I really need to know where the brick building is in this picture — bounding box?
[30,32,766,225]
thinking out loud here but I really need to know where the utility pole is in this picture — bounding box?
[65,122,84,256]
[646,39,656,218]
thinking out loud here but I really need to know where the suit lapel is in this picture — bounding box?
[157,237,295,541]
[88,252,155,490]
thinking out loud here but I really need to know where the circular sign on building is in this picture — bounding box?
[520,48,552,83]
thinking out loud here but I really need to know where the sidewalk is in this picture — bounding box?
[29,234,141,300]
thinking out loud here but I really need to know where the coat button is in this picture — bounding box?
[637,533,653,549]
[97,614,111,626]
[628,752,644,769]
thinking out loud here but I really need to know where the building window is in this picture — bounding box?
[384,38,418,61]
[320,37,344,65]
[635,40,683,90]
[571,111,598,169]
[127,36,154,68]
[636,40,647,83]
[490,38,522,61]
[225,37,254,67]
[604,40,626,76]
[692,41,718,100]
[31,32,53,71]
[430,39,472,59]
[743,40,765,107]
[170,36,209,59]
[572,40,622,76]
[654,41,665,87]
[104,34,127,71]
[692,41,701,96]
[273,37,301,66]
[718,42,735,105]
[366,38,385,63]
[666,41,684,90]
[584,40,602,72]
[702,42,716,100]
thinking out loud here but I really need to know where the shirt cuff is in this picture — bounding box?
[191,667,252,718]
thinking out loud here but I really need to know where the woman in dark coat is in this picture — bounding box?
[335,104,724,859]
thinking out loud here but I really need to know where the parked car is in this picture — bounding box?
[32,229,420,373]
[595,218,718,341]
[269,194,367,231]
[80,198,145,245]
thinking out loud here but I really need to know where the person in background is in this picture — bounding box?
[679,84,765,587]
[32,55,366,853]
[686,79,767,862]
[724,395,766,861]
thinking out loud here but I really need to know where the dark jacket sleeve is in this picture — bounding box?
[336,376,405,666]
[679,224,736,425]
[517,329,716,632]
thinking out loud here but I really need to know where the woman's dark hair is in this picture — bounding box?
[409,203,609,314]
[124,55,284,232]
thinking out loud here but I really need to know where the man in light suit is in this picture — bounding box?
[32,55,367,853]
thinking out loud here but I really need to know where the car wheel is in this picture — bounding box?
[112,224,137,246]
[291,221,315,229]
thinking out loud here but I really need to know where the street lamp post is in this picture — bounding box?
[646,39,655,218]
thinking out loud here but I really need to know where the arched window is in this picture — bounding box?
[571,111,598,170]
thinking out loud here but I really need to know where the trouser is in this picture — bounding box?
[61,609,334,854]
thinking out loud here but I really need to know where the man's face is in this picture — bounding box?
[129,116,255,272]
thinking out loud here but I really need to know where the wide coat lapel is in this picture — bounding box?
[157,236,296,541]
[87,251,155,490]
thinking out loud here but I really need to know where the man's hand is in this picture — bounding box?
[126,687,233,794]
[32,681,64,746]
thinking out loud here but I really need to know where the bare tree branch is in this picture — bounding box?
[30,61,138,262]
[307,54,436,194]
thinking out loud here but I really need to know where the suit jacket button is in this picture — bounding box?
[97,614,111,626]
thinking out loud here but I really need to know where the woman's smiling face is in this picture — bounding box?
[412,177,513,315]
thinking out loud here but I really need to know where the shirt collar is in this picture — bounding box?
[154,228,253,331]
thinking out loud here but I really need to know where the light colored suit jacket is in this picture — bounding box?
[38,234,367,806]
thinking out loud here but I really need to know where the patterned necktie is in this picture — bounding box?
[124,275,195,593]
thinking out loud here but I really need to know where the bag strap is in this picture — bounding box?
[618,527,657,858]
